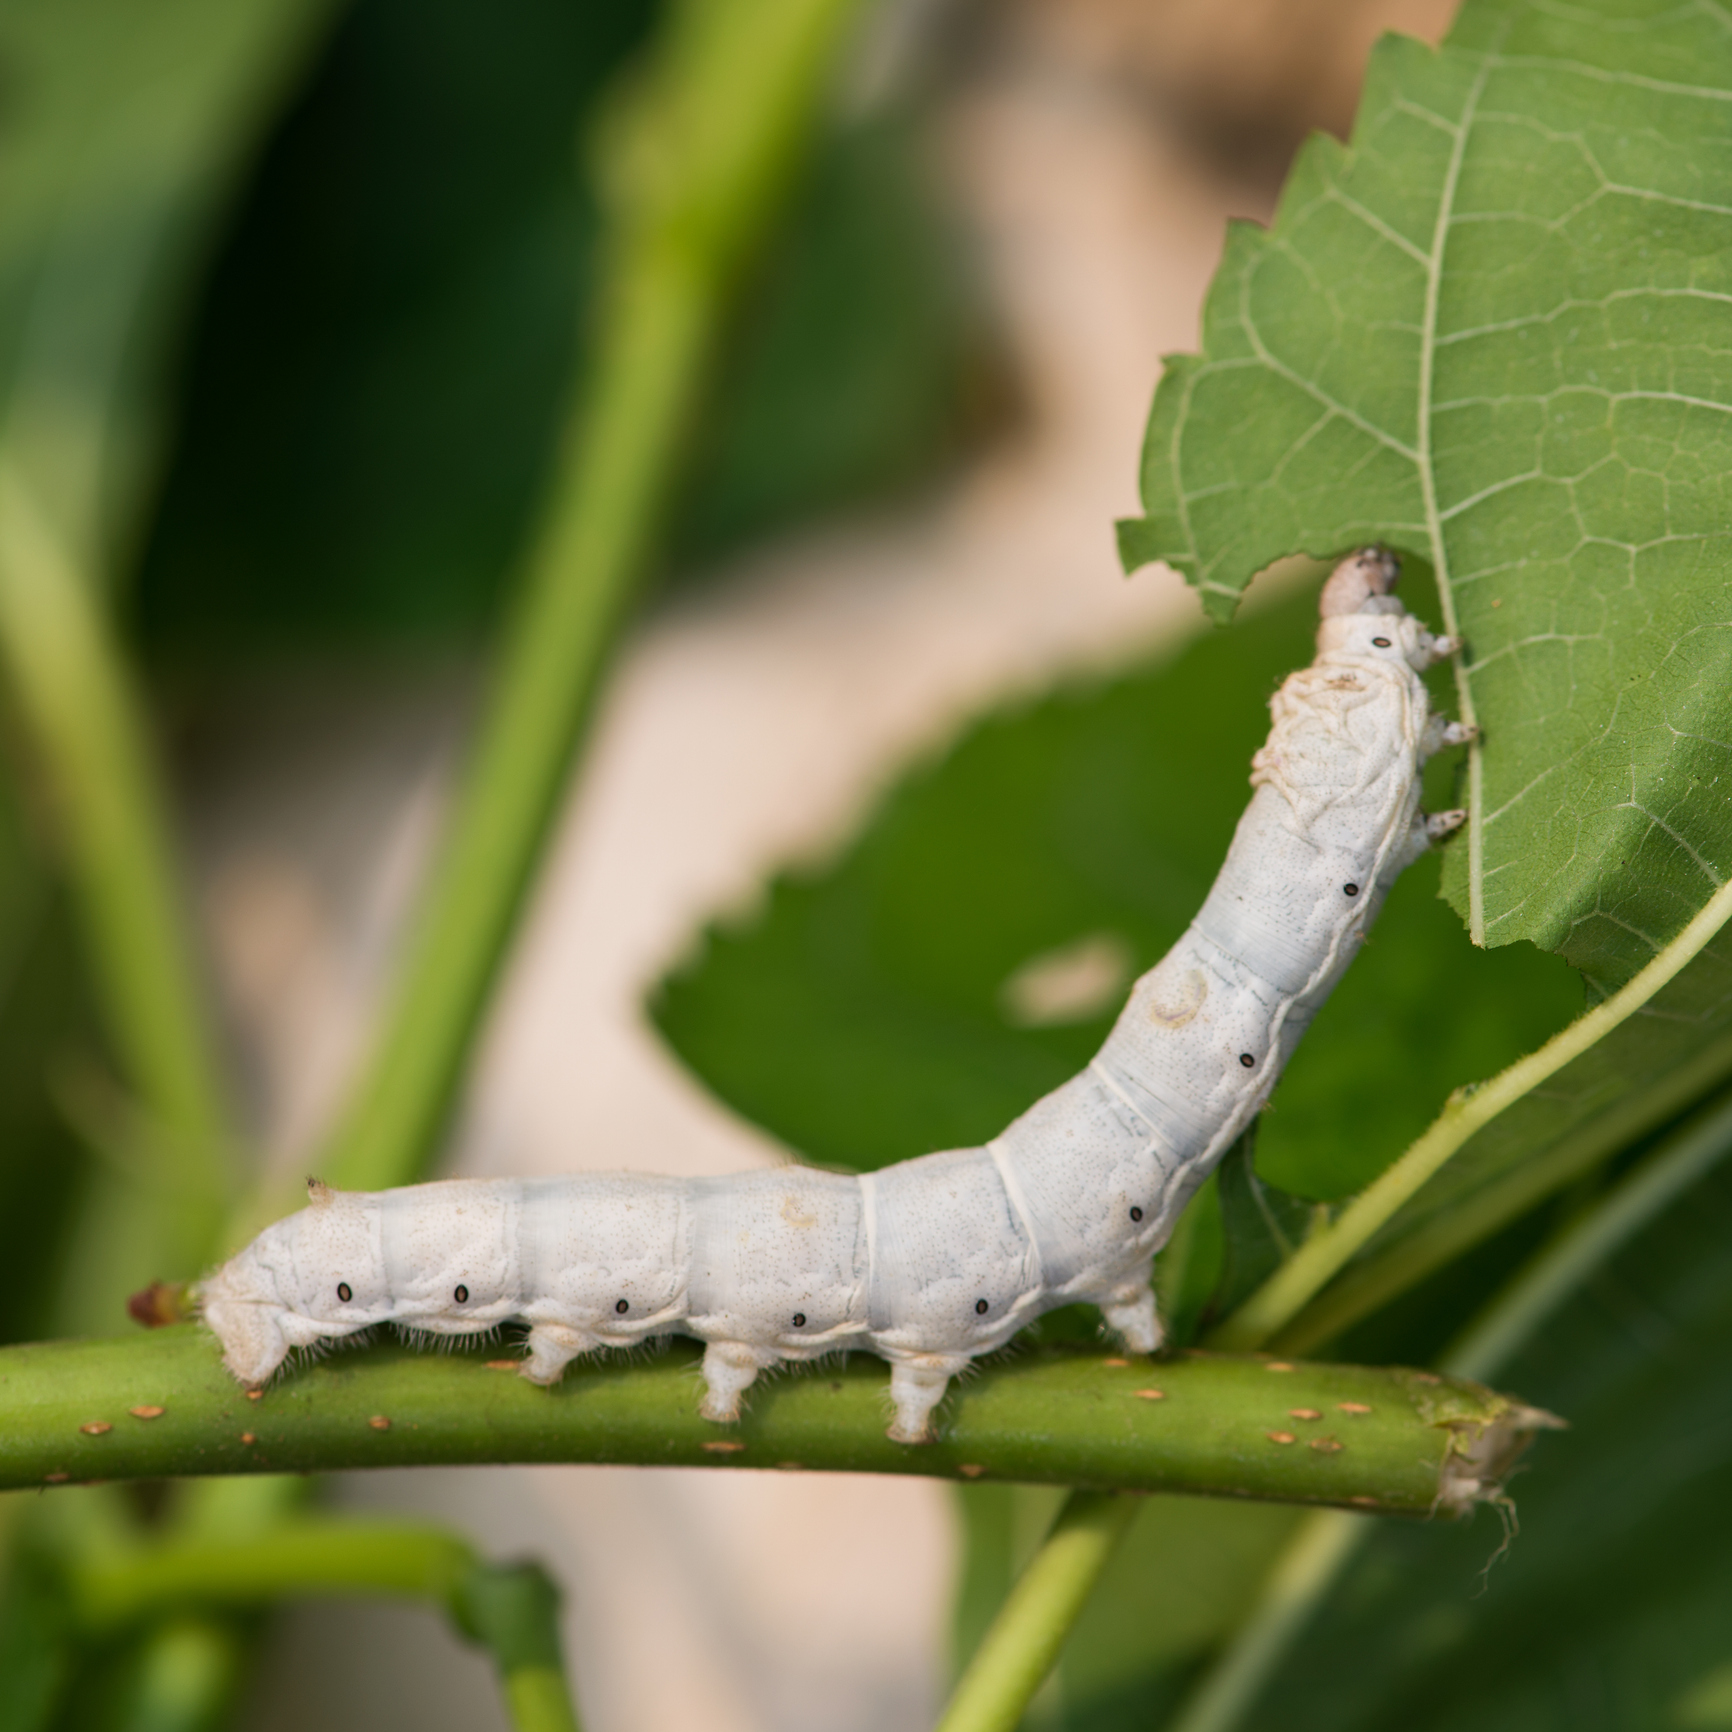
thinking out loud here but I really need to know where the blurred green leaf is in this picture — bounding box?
[1225,1160,1732,1732]
[654,578,1579,1200]
[1208,1127,1322,1324]
[134,0,997,654]
[1155,1173,1224,1351]
[1058,1497,1303,1732]
[0,706,91,1349]
[670,109,1003,568]
[0,0,338,576]
[0,1524,69,1732]
[1269,942,1732,1355]
[47,1616,247,1732]
[0,890,94,1345]
[134,0,656,651]
[0,1587,66,1729]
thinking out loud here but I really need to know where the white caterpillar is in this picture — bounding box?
[202,550,1472,1442]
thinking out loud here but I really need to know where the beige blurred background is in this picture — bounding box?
[180,0,1455,1725]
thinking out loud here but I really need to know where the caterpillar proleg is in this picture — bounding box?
[202,549,1472,1443]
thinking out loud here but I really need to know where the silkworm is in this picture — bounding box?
[201,549,1472,1443]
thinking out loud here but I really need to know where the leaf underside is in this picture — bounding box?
[1120,0,1732,997]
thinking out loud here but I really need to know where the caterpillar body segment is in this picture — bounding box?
[202,549,1469,1443]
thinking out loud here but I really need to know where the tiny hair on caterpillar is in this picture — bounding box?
[201,548,1474,1444]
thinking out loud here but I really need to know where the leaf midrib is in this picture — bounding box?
[1417,38,1501,947]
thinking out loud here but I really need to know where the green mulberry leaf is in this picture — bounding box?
[1120,0,1732,990]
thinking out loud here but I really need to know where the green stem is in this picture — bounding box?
[0,464,231,1264]
[1162,1077,1732,1732]
[1207,868,1732,1352]
[303,0,860,1211]
[0,1332,1548,1511]
[934,1492,1141,1732]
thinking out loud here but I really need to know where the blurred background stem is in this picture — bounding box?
[68,1521,581,1732]
[305,0,863,1211]
[935,1491,1142,1732]
[0,467,231,1267]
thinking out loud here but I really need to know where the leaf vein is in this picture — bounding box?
[1618,803,1725,887]
[1323,187,1431,266]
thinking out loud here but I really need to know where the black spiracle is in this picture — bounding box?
[1129,1206,1144,1222]
[792,1313,806,1328]
[615,1298,630,1314]
[337,1282,352,1303]
[1239,1052,1256,1068]
[1343,882,1359,897]
[453,1285,468,1304]
[975,1299,989,1315]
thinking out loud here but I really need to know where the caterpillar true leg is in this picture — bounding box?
[1423,714,1477,757]
[200,548,1475,1443]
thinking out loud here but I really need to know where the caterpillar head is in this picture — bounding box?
[1315,547,1452,670]
[201,1179,388,1385]
[1318,546,1402,618]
